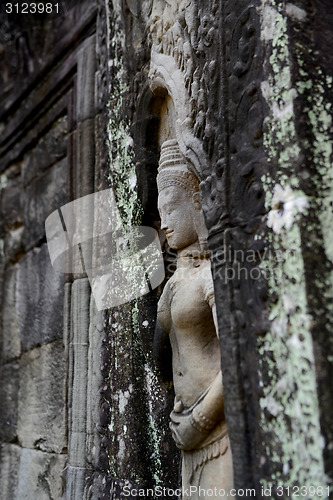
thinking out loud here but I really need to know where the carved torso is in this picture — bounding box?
[157,258,220,408]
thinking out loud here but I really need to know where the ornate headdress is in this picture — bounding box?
[157,139,209,257]
[157,139,199,195]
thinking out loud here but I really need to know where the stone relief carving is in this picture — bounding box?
[155,139,234,497]
[149,50,209,179]
[143,0,265,489]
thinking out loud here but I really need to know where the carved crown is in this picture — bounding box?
[157,139,199,194]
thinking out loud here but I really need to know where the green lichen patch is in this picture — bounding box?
[258,1,329,496]
[104,1,166,487]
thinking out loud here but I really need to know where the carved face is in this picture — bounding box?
[158,186,198,250]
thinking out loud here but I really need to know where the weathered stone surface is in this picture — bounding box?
[75,119,95,198]
[23,157,67,250]
[0,240,4,357]
[68,279,90,466]
[17,243,65,351]
[17,340,67,453]
[1,264,21,362]
[0,1,96,120]
[0,360,19,441]
[22,116,68,187]
[17,448,66,500]
[76,39,96,123]
[65,467,86,500]
[0,174,23,230]
[0,0,332,497]
[3,225,24,263]
[66,278,90,500]
[86,305,104,469]
[0,444,21,500]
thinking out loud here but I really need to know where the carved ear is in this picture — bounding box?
[192,191,201,210]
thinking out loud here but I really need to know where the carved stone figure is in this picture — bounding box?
[155,139,233,497]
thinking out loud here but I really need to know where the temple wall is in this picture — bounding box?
[0,1,332,499]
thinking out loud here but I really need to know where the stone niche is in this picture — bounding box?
[136,30,234,494]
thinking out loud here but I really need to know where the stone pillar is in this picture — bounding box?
[66,279,90,500]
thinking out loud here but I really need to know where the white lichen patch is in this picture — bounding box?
[118,436,125,461]
[285,3,308,23]
[267,184,309,233]
[281,293,296,314]
[258,3,277,42]
[0,173,8,191]
[118,389,131,414]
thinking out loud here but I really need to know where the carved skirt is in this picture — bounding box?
[182,434,234,499]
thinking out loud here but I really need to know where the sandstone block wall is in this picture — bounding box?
[0,106,68,496]
[0,3,95,498]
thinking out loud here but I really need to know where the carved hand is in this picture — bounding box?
[169,410,210,451]
[169,371,225,450]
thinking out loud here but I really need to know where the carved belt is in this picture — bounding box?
[183,434,229,473]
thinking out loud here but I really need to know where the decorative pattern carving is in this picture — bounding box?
[147,0,222,174]
[201,0,269,492]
